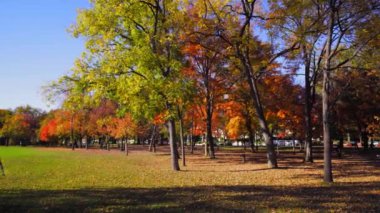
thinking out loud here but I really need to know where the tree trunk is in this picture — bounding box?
[191,117,194,154]
[136,136,140,145]
[204,134,208,157]
[70,115,75,151]
[237,46,277,168]
[159,134,163,145]
[206,81,216,159]
[206,115,215,159]
[179,110,186,166]
[168,119,180,171]
[85,137,88,150]
[303,47,314,162]
[337,136,344,158]
[125,139,128,156]
[245,114,255,153]
[361,131,369,150]
[106,136,110,151]
[255,132,258,151]
[149,125,157,152]
[323,2,334,183]
[152,138,156,153]
[246,76,277,166]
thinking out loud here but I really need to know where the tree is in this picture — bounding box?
[0,109,12,146]
[267,0,328,163]
[207,0,301,168]
[332,69,380,150]
[181,40,230,158]
[39,115,58,143]
[321,0,380,183]
[64,0,193,170]
[2,106,43,145]
[268,0,380,181]
[110,113,137,155]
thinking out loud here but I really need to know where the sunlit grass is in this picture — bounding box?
[0,146,379,212]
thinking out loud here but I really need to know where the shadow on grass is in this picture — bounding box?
[1,182,380,212]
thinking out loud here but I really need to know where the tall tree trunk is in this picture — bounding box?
[337,135,344,158]
[303,46,314,163]
[255,132,258,151]
[70,114,75,151]
[191,116,194,154]
[206,112,215,159]
[168,119,180,171]
[125,138,128,156]
[85,136,88,150]
[204,134,208,157]
[245,113,255,153]
[238,48,278,168]
[178,109,186,166]
[159,134,163,145]
[206,79,216,159]
[323,1,334,183]
[106,136,110,151]
[152,138,156,153]
[149,125,157,152]
[361,130,369,150]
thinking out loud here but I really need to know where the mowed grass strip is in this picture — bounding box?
[0,146,379,212]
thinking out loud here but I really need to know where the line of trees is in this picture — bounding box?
[1,0,379,183]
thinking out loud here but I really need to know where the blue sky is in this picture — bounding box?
[0,0,90,111]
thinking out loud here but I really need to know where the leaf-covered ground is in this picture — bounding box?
[0,146,379,212]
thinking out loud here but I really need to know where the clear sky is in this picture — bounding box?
[0,0,90,111]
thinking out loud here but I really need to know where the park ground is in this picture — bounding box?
[0,146,380,212]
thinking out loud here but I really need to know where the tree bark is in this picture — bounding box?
[159,134,163,145]
[323,1,334,183]
[206,112,215,159]
[178,109,186,166]
[168,119,180,171]
[237,47,278,168]
[337,136,344,158]
[361,131,369,150]
[125,139,128,156]
[205,76,216,159]
[106,136,110,151]
[191,116,194,154]
[245,113,255,153]
[303,46,314,162]
[204,134,208,157]
[85,137,88,150]
[70,114,75,151]
[149,125,157,152]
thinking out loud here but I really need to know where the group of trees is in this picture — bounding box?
[0,106,43,146]
[38,100,140,149]
[1,0,379,183]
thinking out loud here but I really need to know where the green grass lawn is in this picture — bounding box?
[0,146,380,212]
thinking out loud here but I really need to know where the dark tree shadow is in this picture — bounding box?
[1,182,380,212]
